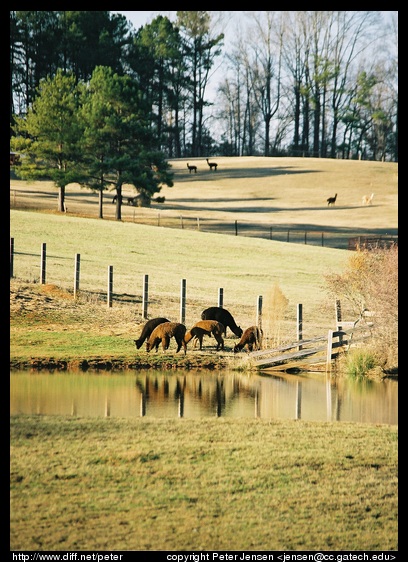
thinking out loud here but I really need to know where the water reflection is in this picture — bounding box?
[10,369,398,425]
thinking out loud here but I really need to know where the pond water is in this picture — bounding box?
[10,369,398,425]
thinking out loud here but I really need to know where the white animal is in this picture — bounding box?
[362,193,374,205]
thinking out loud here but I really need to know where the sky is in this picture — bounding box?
[113,11,177,30]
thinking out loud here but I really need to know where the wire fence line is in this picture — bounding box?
[10,191,397,251]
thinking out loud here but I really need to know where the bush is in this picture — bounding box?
[325,244,398,373]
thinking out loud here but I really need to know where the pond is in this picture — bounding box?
[10,369,398,425]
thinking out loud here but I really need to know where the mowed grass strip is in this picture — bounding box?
[10,415,397,551]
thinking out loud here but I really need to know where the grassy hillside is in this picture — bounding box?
[10,157,398,366]
[10,156,398,242]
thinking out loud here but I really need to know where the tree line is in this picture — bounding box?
[10,11,398,162]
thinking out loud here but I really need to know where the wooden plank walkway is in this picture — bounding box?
[247,323,374,372]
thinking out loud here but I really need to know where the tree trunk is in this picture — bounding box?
[98,190,103,219]
[115,187,122,221]
[58,186,66,212]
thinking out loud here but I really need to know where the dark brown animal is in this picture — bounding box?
[233,326,263,353]
[206,158,218,171]
[201,307,242,337]
[187,163,197,173]
[184,320,225,351]
[134,317,170,350]
[145,322,187,354]
[327,193,337,206]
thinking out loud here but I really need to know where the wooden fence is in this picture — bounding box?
[248,322,374,373]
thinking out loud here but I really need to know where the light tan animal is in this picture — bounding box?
[362,193,374,205]
[184,320,225,351]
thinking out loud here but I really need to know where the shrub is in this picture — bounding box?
[341,348,377,377]
[324,244,398,372]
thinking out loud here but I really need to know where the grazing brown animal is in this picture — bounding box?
[134,317,170,350]
[184,320,225,351]
[206,158,218,171]
[201,306,242,337]
[187,163,197,173]
[233,326,263,353]
[145,322,187,354]
[327,193,337,206]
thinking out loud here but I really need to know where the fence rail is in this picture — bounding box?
[248,323,374,372]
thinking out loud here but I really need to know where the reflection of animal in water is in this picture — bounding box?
[233,326,263,353]
[134,317,170,349]
[206,158,218,171]
[145,322,187,355]
[201,306,242,337]
[187,163,197,174]
[184,320,225,351]
[362,193,374,205]
[327,193,337,206]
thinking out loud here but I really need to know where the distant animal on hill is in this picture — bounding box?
[233,326,263,353]
[206,158,218,171]
[187,163,197,173]
[201,307,242,338]
[362,193,374,205]
[184,320,225,351]
[134,317,170,350]
[327,193,337,206]
[145,322,187,354]
[112,194,122,204]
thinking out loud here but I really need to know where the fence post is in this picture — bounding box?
[40,243,46,284]
[326,330,334,373]
[218,288,224,308]
[10,237,14,278]
[297,304,303,350]
[197,217,200,230]
[74,253,80,298]
[256,295,263,329]
[235,220,238,236]
[107,265,113,308]
[180,278,186,324]
[335,299,344,344]
[142,274,149,319]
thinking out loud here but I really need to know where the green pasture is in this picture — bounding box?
[10,414,398,551]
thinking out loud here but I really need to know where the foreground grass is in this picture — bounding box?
[10,415,397,551]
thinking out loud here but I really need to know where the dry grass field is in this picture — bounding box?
[10,156,398,247]
[10,158,398,552]
[10,156,398,368]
